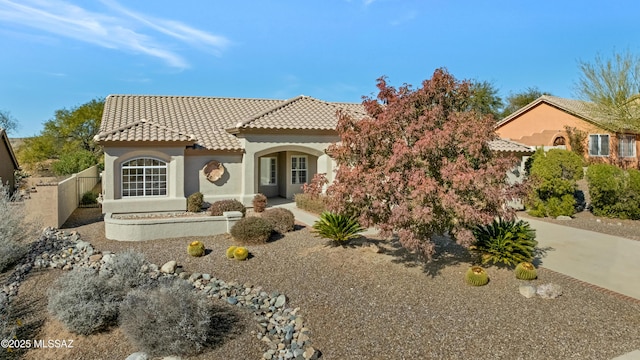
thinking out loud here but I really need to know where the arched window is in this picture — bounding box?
[121,158,167,197]
[553,136,566,146]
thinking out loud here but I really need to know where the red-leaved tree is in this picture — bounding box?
[326,68,521,258]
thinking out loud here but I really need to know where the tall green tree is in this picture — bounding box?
[17,98,104,172]
[469,80,503,120]
[576,50,640,131]
[0,110,18,134]
[501,87,551,118]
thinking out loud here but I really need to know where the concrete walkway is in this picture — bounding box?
[523,217,640,301]
[273,200,640,301]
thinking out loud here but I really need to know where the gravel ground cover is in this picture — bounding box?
[12,208,640,359]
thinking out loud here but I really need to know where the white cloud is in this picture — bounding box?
[363,0,376,6]
[390,10,417,26]
[0,0,231,68]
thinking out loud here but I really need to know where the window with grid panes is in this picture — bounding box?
[121,158,167,197]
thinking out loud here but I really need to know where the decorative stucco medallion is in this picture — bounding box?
[202,160,225,182]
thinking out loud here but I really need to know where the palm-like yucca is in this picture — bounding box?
[312,212,365,243]
[470,218,538,267]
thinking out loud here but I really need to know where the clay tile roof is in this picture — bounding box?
[231,95,367,131]
[96,95,364,150]
[488,138,535,153]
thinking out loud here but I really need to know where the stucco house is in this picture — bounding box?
[0,128,19,195]
[495,95,639,168]
[95,94,533,216]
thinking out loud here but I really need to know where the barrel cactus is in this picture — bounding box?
[187,241,205,257]
[515,262,537,280]
[465,266,489,286]
[233,247,249,261]
[225,246,237,259]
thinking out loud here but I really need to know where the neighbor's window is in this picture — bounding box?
[121,158,167,197]
[619,134,636,158]
[589,134,610,156]
[260,157,277,185]
[291,156,307,184]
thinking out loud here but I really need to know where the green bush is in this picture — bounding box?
[252,193,267,213]
[209,199,246,217]
[52,149,98,176]
[312,212,364,243]
[261,208,295,234]
[294,193,328,214]
[470,218,538,267]
[526,148,583,217]
[47,268,121,335]
[587,164,640,219]
[80,191,98,205]
[230,216,273,244]
[119,278,212,357]
[187,192,204,213]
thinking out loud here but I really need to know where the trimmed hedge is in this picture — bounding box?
[262,208,295,234]
[586,164,640,219]
[230,216,273,244]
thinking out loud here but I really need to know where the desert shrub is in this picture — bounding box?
[0,183,31,272]
[209,199,246,217]
[47,268,121,335]
[187,240,205,257]
[187,192,204,213]
[109,250,151,289]
[52,149,98,176]
[465,266,489,286]
[526,148,583,217]
[470,218,538,267]
[587,164,640,219]
[294,193,328,214]
[261,208,295,234]
[230,216,273,244]
[80,191,98,205]
[312,212,364,243]
[119,278,212,357]
[252,193,267,213]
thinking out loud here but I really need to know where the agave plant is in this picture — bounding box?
[312,212,365,243]
[470,218,538,267]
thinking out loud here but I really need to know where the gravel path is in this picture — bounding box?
[15,208,640,359]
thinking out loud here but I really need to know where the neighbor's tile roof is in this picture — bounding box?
[488,138,534,153]
[96,95,363,150]
[496,95,601,129]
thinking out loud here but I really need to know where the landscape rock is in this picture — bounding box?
[519,284,536,298]
[160,260,177,274]
[125,352,148,360]
[556,215,572,221]
[274,294,287,308]
[536,283,563,299]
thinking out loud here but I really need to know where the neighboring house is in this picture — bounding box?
[495,95,639,168]
[95,94,532,215]
[0,128,20,195]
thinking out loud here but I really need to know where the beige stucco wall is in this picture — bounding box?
[101,143,188,213]
[184,150,244,203]
[242,131,338,203]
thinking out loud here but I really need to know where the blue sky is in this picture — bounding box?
[1,0,639,137]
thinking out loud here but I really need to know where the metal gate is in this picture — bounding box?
[77,176,101,208]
